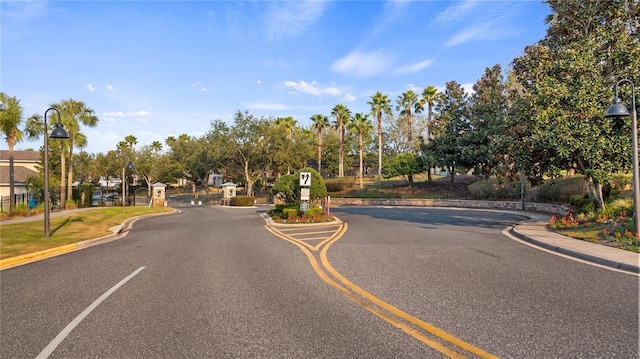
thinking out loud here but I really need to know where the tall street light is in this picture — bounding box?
[44,107,70,237]
[605,79,638,237]
[122,155,134,213]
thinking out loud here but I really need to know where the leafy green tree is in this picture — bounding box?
[367,91,393,182]
[166,134,213,199]
[0,93,26,210]
[207,111,271,196]
[348,113,373,188]
[430,81,470,185]
[509,0,639,209]
[382,152,422,185]
[465,65,507,178]
[331,104,351,177]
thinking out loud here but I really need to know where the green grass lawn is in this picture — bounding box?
[0,207,174,259]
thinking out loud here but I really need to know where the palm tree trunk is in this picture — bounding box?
[67,149,74,207]
[358,134,364,188]
[317,132,322,174]
[339,122,344,177]
[8,142,15,211]
[378,114,382,182]
[60,152,67,206]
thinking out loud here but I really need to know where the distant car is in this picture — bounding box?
[91,191,119,206]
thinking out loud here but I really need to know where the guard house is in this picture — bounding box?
[221,182,237,205]
[151,182,167,207]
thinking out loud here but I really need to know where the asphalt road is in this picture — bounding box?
[1,204,637,358]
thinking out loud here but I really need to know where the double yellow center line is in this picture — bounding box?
[265,222,499,358]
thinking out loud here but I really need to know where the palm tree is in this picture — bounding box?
[367,92,392,182]
[310,114,330,174]
[331,104,351,177]
[420,86,438,140]
[0,93,25,210]
[348,113,373,188]
[275,116,297,140]
[56,99,99,205]
[395,90,422,150]
[124,135,138,151]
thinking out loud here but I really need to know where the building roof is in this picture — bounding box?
[0,150,40,162]
[0,166,37,184]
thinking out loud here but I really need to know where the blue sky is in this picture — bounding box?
[2,0,551,154]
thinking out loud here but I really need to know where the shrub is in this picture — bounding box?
[229,196,255,206]
[324,177,354,192]
[283,208,299,219]
[532,176,589,203]
[569,194,594,214]
[468,178,521,200]
[269,168,327,206]
[9,204,29,217]
[305,206,324,217]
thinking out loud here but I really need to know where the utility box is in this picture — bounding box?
[151,182,167,207]
[221,182,237,205]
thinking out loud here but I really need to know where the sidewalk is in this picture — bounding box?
[510,214,639,274]
[2,208,638,274]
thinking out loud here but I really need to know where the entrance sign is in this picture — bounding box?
[299,172,311,186]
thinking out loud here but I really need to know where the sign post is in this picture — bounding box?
[299,172,311,212]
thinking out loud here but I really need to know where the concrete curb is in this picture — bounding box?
[509,224,640,274]
[261,213,343,228]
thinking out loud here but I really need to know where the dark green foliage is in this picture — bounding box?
[468,178,521,200]
[382,152,423,184]
[305,206,324,217]
[324,177,354,192]
[229,196,255,206]
[269,168,327,206]
[532,176,589,203]
[270,175,298,203]
[283,208,299,219]
[569,194,595,214]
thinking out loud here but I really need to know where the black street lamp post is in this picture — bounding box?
[122,155,134,213]
[44,107,70,237]
[605,79,638,237]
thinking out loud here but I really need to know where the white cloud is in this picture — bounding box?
[342,93,356,103]
[432,0,480,26]
[265,1,327,40]
[444,22,516,48]
[331,50,394,78]
[85,84,95,92]
[284,80,341,97]
[103,110,153,124]
[257,80,262,84]
[406,84,422,93]
[201,88,209,92]
[106,85,115,90]
[393,59,434,75]
[445,23,491,48]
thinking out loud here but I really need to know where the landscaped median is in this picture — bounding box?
[0,207,175,268]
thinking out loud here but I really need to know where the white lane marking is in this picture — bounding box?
[36,267,146,359]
